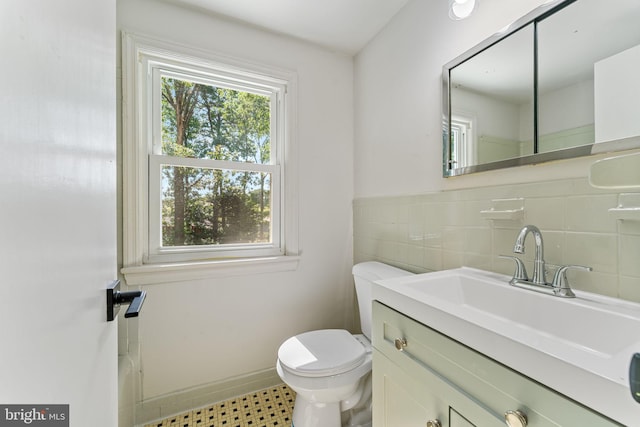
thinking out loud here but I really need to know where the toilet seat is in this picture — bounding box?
[278,329,366,377]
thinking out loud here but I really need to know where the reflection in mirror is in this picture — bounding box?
[537,0,640,154]
[443,0,640,177]
[449,24,534,168]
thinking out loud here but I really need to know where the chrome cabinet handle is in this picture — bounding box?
[394,338,407,351]
[426,420,441,427]
[504,410,527,427]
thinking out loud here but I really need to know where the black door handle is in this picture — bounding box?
[106,280,147,321]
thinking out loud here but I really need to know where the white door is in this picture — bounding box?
[0,1,118,426]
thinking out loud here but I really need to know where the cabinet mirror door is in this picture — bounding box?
[443,0,640,177]
[449,24,534,170]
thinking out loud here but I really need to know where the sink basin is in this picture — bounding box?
[373,267,640,425]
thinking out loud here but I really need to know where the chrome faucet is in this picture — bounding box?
[513,225,546,285]
[501,225,592,298]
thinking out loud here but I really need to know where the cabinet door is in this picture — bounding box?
[373,350,504,427]
[450,409,476,427]
[373,302,622,427]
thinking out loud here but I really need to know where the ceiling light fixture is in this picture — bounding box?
[449,0,478,20]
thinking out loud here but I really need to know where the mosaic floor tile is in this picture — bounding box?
[144,384,295,427]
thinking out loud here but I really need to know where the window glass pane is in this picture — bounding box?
[161,77,271,164]
[161,165,271,247]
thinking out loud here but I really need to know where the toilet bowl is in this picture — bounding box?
[275,262,413,427]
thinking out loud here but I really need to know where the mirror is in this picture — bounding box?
[443,0,640,177]
[449,24,534,168]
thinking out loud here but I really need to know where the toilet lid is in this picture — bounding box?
[278,329,366,377]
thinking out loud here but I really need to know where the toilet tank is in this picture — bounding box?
[352,262,413,339]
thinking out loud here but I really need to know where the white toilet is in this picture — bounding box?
[276,262,413,427]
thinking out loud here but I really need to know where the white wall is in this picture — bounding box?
[539,79,594,135]
[117,0,355,414]
[354,0,639,196]
[595,43,640,143]
[452,87,521,141]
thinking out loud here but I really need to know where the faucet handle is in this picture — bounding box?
[551,265,592,297]
[499,255,529,283]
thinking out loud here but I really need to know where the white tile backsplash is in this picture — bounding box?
[354,178,640,302]
[564,232,618,274]
[620,220,640,236]
[620,234,640,277]
[423,247,443,272]
[442,226,465,251]
[524,197,566,230]
[465,227,492,254]
[620,275,640,301]
[565,194,618,232]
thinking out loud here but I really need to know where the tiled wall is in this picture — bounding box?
[354,178,640,302]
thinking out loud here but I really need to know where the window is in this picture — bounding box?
[121,33,299,284]
[450,114,475,168]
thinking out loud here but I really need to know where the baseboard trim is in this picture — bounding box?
[135,368,282,426]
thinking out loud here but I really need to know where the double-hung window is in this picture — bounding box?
[121,33,298,284]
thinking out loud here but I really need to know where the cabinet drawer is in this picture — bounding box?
[374,348,504,426]
[372,301,620,426]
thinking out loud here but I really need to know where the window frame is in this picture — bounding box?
[120,32,299,284]
[450,114,476,168]
[147,155,282,262]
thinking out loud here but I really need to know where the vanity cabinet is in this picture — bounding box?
[372,301,621,426]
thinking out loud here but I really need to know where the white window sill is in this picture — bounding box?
[120,256,300,286]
